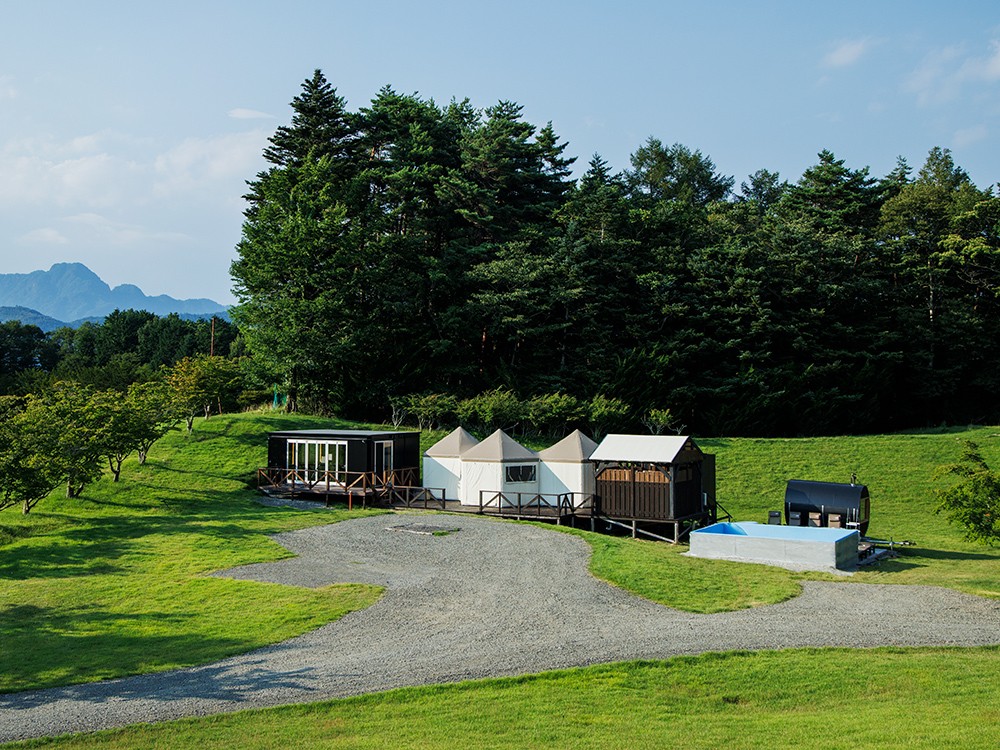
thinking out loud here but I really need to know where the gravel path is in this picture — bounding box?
[2,512,998,743]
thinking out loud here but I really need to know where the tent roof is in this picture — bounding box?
[460,429,537,463]
[425,426,480,458]
[590,434,693,463]
[539,429,599,463]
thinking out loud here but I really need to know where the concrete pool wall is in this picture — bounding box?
[689,521,860,571]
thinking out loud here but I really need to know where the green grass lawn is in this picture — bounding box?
[563,528,805,612]
[0,412,385,694]
[3,412,999,746]
[7,647,999,750]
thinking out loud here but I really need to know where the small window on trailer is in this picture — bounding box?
[505,464,536,483]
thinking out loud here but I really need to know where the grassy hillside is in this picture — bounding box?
[8,648,999,750]
[2,413,997,697]
[701,427,1000,598]
[0,413,385,693]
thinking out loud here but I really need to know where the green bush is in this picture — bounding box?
[394,393,459,431]
[588,394,631,438]
[457,389,525,433]
[525,392,588,435]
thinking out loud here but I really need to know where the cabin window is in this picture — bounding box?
[505,464,536,483]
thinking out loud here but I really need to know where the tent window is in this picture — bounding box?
[505,464,536,483]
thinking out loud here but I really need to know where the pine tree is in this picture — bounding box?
[262,69,358,170]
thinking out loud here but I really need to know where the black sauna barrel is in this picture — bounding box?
[784,479,870,535]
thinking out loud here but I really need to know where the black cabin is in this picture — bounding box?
[784,479,870,535]
[266,429,420,489]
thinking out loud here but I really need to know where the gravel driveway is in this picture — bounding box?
[2,512,998,743]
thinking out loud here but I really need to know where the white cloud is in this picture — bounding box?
[228,108,274,120]
[63,212,190,246]
[0,74,16,99]
[19,227,68,244]
[0,127,266,214]
[152,130,268,197]
[906,40,1000,106]
[953,124,989,149]
[959,39,1000,82]
[0,132,146,208]
[823,38,873,68]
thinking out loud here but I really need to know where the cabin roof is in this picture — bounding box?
[590,434,693,464]
[268,429,418,439]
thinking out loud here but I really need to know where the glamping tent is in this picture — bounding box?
[422,427,480,501]
[538,429,598,507]
[458,429,539,506]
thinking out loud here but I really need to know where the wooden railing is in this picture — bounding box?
[256,467,419,498]
[380,486,447,509]
[477,491,594,517]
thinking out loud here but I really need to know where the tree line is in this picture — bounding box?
[0,309,240,394]
[231,70,1000,436]
[0,354,243,514]
[0,309,247,514]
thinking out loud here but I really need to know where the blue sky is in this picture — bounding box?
[1,1,998,305]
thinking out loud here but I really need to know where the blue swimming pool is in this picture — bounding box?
[689,521,859,571]
[698,521,857,541]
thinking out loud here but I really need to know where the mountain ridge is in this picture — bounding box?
[0,263,229,321]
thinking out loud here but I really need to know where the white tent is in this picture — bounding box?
[422,427,479,501]
[538,429,598,507]
[458,429,539,506]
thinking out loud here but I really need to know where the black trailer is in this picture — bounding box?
[785,479,870,535]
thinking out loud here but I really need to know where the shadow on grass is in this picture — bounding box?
[905,547,999,562]
[0,602,314,700]
[865,545,999,573]
[0,524,35,547]
[0,491,287,581]
[0,652,323,707]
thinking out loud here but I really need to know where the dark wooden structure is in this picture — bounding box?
[784,479,870,535]
[258,429,420,500]
[590,435,718,542]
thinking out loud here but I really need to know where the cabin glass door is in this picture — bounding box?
[374,440,393,481]
[287,440,347,486]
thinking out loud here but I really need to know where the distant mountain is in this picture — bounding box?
[0,306,66,332]
[0,305,228,332]
[0,263,229,322]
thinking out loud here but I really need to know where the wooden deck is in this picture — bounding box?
[258,469,720,542]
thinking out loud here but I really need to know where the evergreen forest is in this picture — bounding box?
[230,70,1000,436]
[5,70,999,439]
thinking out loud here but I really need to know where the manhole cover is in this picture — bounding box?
[387,523,460,536]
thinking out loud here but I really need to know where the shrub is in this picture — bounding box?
[394,393,458,431]
[588,394,631,438]
[457,389,525,433]
[525,393,588,436]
